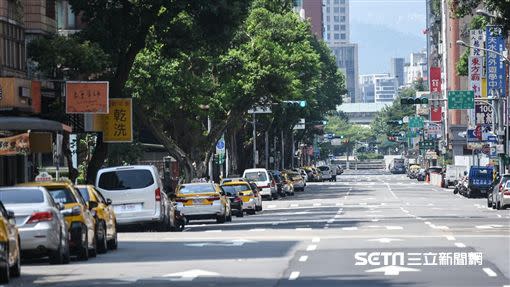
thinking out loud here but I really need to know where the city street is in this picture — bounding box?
[11,170,510,287]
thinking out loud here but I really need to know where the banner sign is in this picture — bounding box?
[103,99,133,143]
[66,81,109,114]
[0,133,30,155]
[429,67,441,94]
[486,26,506,98]
[470,30,485,57]
[475,103,493,127]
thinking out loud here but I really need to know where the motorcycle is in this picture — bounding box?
[454,176,469,195]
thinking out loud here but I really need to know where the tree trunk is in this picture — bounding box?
[62,134,78,182]
[86,134,107,184]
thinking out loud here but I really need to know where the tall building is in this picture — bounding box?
[302,0,323,39]
[390,57,405,87]
[374,76,398,103]
[323,0,360,103]
[404,50,428,86]
[0,0,26,78]
[359,74,389,103]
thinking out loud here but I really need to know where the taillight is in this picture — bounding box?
[503,190,510,196]
[155,187,161,202]
[176,198,187,203]
[234,197,242,203]
[272,180,276,187]
[208,196,220,201]
[27,211,53,224]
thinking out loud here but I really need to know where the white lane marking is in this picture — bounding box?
[306,244,317,251]
[267,205,277,209]
[324,226,329,229]
[289,271,300,280]
[496,214,502,218]
[483,268,497,277]
[368,238,403,243]
[342,227,358,231]
[336,203,343,206]
[205,230,222,233]
[445,236,456,241]
[313,203,322,207]
[272,222,279,226]
[371,219,380,222]
[476,225,503,229]
[290,204,299,207]
[424,221,432,225]
[299,255,308,262]
[386,226,403,230]
[385,183,398,199]
[249,228,266,232]
[327,219,335,223]
[454,242,466,248]
[334,214,342,218]
[312,237,321,243]
[296,228,312,231]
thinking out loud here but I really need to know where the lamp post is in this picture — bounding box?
[456,40,509,173]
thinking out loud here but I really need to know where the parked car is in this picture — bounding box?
[288,171,306,191]
[407,165,420,179]
[311,167,322,182]
[317,166,333,181]
[293,168,309,182]
[491,174,510,209]
[302,167,315,182]
[243,168,278,200]
[246,181,263,211]
[466,166,494,198]
[0,201,20,283]
[270,170,286,198]
[96,165,177,231]
[76,185,118,251]
[0,187,70,264]
[19,182,96,261]
[495,179,510,210]
[280,172,295,196]
[221,180,258,215]
[175,183,232,223]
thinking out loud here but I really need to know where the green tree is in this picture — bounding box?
[451,0,510,31]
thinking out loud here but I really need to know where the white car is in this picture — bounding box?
[243,168,277,200]
[495,180,510,210]
[96,165,176,230]
[0,187,70,264]
[317,166,333,181]
[175,183,232,223]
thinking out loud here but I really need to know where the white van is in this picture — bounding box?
[95,165,176,230]
[242,168,277,200]
[317,166,333,181]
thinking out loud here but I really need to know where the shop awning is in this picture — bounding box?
[0,117,72,133]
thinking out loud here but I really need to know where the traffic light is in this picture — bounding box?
[400,97,429,105]
[386,120,403,126]
[387,136,397,142]
[284,100,307,108]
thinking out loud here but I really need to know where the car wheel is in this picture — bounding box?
[497,201,501,210]
[216,215,226,224]
[49,235,65,264]
[248,209,256,215]
[0,246,9,284]
[107,229,118,250]
[257,204,263,211]
[97,222,108,254]
[487,199,492,208]
[10,241,20,278]
[77,228,89,261]
[236,209,244,218]
[63,238,71,264]
[227,211,232,222]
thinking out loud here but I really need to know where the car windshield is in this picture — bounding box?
[245,172,268,181]
[318,166,329,171]
[76,188,90,202]
[98,169,154,190]
[179,184,216,194]
[0,188,44,204]
[47,188,77,204]
[221,185,251,196]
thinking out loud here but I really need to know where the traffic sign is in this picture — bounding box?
[447,91,474,110]
[419,140,435,150]
[248,106,272,114]
[409,117,424,128]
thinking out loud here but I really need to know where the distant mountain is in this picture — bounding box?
[350,21,426,75]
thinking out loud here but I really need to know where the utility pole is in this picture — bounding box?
[207,117,213,181]
[291,132,295,168]
[265,131,269,169]
[281,129,285,170]
[252,113,257,168]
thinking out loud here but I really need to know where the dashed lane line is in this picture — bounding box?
[454,242,466,248]
[445,236,456,241]
[288,271,300,280]
[306,244,317,251]
[483,268,498,277]
[312,237,321,243]
[299,255,308,262]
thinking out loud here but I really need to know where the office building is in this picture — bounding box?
[404,50,428,86]
[390,57,405,87]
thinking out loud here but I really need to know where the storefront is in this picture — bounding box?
[0,116,71,186]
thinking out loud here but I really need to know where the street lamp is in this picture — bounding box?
[475,9,496,19]
[456,40,510,173]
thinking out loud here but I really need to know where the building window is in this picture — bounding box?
[334,25,339,31]
[340,7,345,13]
[334,33,340,40]
[341,0,345,3]
[326,16,330,22]
[340,25,346,31]
[334,7,339,13]
[326,7,330,13]
[341,16,346,22]
[46,0,56,20]
[341,33,346,40]
[334,0,339,4]
[334,16,339,22]
[0,21,25,72]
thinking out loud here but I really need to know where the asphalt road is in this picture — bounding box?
[10,170,510,287]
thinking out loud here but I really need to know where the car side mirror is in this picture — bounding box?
[220,191,225,196]
[56,203,65,211]
[88,201,99,210]
[6,210,14,220]
[106,198,113,206]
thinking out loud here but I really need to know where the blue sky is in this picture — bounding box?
[349,0,427,74]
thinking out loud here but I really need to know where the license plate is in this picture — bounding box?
[114,204,142,213]
[193,199,205,205]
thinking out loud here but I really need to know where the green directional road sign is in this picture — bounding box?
[409,117,424,128]
[419,140,435,150]
[448,91,474,110]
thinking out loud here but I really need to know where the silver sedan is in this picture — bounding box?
[0,187,70,264]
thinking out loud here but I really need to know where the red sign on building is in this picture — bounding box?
[429,67,442,122]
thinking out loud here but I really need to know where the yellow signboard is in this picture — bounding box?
[481,78,487,99]
[102,99,133,143]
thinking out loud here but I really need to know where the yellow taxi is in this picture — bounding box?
[221,180,258,215]
[18,182,96,260]
[280,172,295,196]
[175,183,232,223]
[0,201,20,283]
[76,185,118,253]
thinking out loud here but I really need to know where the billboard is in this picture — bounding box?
[102,98,133,143]
[486,26,506,98]
[66,81,109,114]
[0,133,30,156]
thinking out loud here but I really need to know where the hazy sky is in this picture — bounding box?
[349,0,427,74]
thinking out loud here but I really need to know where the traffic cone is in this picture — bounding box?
[426,174,430,183]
